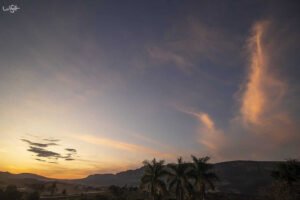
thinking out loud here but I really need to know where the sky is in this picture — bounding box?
[0,0,299,179]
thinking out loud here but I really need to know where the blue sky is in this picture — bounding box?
[0,0,299,178]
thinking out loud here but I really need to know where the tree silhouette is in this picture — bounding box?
[49,182,57,196]
[167,157,193,200]
[108,185,124,197]
[28,183,45,193]
[264,159,300,200]
[0,188,3,200]
[188,156,219,200]
[3,185,22,200]
[25,191,40,200]
[271,159,300,186]
[140,158,168,200]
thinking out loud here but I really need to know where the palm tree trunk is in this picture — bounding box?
[151,185,155,200]
[180,188,184,200]
[199,182,205,200]
[179,188,183,200]
[202,183,206,200]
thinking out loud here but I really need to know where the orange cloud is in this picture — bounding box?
[239,20,295,142]
[129,132,181,155]
[181,109,226,159]
[73,134,176,160]
[198,113,214,129]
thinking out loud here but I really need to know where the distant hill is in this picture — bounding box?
[0,160,279,195]
[72,167,145,186]
[0,171,52,181]
[213,161,278,194]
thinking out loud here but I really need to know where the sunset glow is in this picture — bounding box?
[0,0,299,179]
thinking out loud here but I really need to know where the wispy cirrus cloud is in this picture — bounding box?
[237,20,298,143]
[147,17,240,74]
[129,132,182,155]
[219,19,300,160]
[73,134,176,160]
[184,110,226,158]
[147,46,193,73]
[173,18,300,161]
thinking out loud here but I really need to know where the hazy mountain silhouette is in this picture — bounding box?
[72,168,145,186]
[0,160,279,194]
[213,161,277,194]
[0,171,53,181]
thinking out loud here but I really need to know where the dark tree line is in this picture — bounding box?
[0,185,39,200]
[140,157,300,200]
[261,159,300,200]
[139,155,219,200]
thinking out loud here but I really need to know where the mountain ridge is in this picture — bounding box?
[0,160,280,194]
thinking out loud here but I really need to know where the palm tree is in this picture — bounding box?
[167,157,193,200]
[140,158,168,200]
[188,156,219,200]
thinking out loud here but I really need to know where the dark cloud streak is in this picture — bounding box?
[65,148,77,153]
[44,138,60,142]
[22,138,78,163]
[35,158,46,162]
[28,146,61,158]
[21,139,58,147]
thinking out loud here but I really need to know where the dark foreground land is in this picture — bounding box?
[0,184,265,200]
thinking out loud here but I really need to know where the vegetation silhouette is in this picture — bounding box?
[0,185,40,200]
[49,181,57,196]
[188,156,219,200]
[140,156,219,200]
[62,188,67,195]
[260,159,300,200]
[0,185,22,200]
[1,158,299,200]
[25,191,40,200]
[271,159,300,186]
[108,185,124,197]
[140,158,168,200]
[167,157,193,200]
